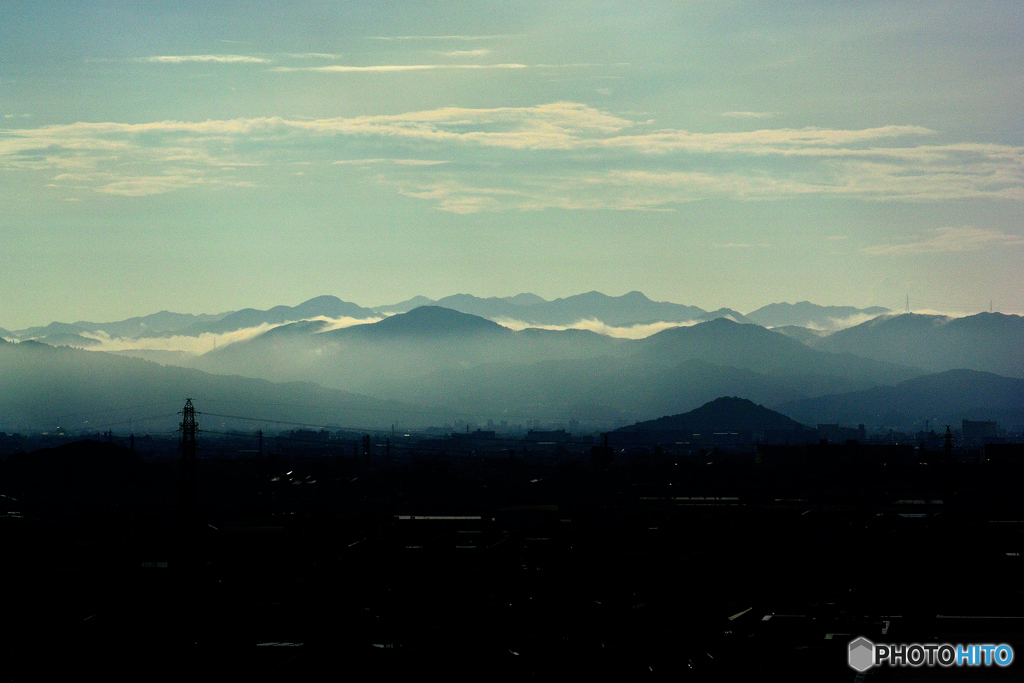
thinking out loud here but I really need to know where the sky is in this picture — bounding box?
[2,1,1022,329]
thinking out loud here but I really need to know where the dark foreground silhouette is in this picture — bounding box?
[1,436,1022,681]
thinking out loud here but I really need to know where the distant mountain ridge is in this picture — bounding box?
[7,303,1020,433]
[776,369,1024,430]
[0,338,442,433]
[6,292,892,346]
[194,307,921,426]
[817,312,1024,377]
[417,291,748,327]
[746,301,890,330]
[9,310,229,343]
[179,295,376,337]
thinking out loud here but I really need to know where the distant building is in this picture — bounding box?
[290,429,330,442]
[816,423,866,444]
[962,419,998,440]
[525,429,570,443]
[450,429,497,443]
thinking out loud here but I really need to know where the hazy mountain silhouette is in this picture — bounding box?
[180,295,376,336]
[197,306,589,394]
[746,301,889,330]
[385,291,716,327]
[776,369,1024,430]
[817,312,1024,377]
[700,308,753,324]
[9,311,228,342]
[501,293,547,306]
[0,339,439,433]
[632,318,917,385]
[195,309,921,425]
[398,358,821,425]
[107,349,197,366]
[769,325,830,345]
[336,305,510,340]
[32,333,103,348]
[7,293,896,347]
[428,294,525,320]
[374,295,437,314]
[616,396,806,433]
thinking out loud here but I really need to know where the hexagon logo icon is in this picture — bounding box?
[848,637,875,672]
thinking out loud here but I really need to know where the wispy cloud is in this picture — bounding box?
[80,316,379,355]
[495,317,700,339]
[824,313,881,330]
[282,52,340,59]
[712,242,771,249]
[439,49,492,57]
[144,54,270,63]
[332,158,448,166]
[370,35,512,41]
[273,63,528,73]
[862,227,1024,255]
[722,111,775,119]
[2,103,1021,207]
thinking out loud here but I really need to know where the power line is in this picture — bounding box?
[198,411,402,436]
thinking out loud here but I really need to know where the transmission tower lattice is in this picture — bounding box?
[180,398,198,518]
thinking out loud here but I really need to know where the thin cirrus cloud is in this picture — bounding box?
[143,54,271,63]
[369,35,514,41]
[861,227,1024,256]
[2,103,1021,210]
[721,111,775,119]
[272,63,528,73]
[437,49,492,57]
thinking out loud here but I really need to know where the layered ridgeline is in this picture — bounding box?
[813,312,1024,378]
[2,293,890,347]
[0,296,377,345]
[745,301,890,330]
[6,297,1020,432]
[0,338,443,434]
[777,370,1024,429]
[378,291,750,327]
[193,307,918,426]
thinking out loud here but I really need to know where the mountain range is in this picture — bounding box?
[171,306,961,431]
[812,312,1024,377]
[3,295,1021,434]
[1,292,890,345]
[744,301,890,330]
[778,370,1024,430]
[0,337,440,434]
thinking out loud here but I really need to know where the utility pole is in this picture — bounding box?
[180,398,198,526]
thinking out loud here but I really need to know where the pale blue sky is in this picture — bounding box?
[2,1,1022,328]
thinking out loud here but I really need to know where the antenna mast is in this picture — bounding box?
[180,398,198,523]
